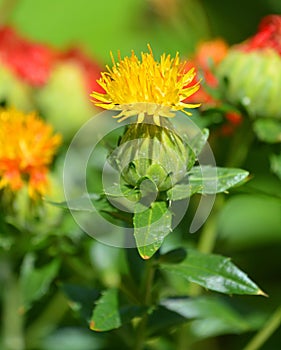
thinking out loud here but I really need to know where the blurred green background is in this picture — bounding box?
[3,0,281,63]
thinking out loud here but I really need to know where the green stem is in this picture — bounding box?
[177,323,191,350]
[189,195,224,297]
[134,258,156,350]
[225,119,255,168]
[25,291,69,349]
[196,200,221,254]
[143,260,155,306]
[1,262,25,350]
[243,305,281,350]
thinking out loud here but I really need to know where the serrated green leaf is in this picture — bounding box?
[90,289,120,331]
[188,166,249,194]
[167,183,202,200]
[20,254,60,310]
[160,249,265,295]
[133,202,172,259]
[253,119,281,143]
[90,289,146,332]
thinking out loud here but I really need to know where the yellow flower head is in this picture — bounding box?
[91,45,200,125]
[0,108,61,199]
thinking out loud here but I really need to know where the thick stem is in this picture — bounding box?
[25,292,69,349]
[225,119,255,168]
[1,262,25,350]
[189,195,224,297]
[134,259,156,350]
[243,305,281,350]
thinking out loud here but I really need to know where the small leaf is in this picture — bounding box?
[90,289,146,332]
[160,249,266,296]
[20,254,60,310]
[167,183,202,200]
[253,119,281,143]
[133,202,172,259]
[90,289,120,332]
[188,166,249,194]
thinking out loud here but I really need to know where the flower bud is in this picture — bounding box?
[110,118,195,191]
[217,49,281,120]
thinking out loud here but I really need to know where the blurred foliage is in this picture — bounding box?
[2,0,279,61]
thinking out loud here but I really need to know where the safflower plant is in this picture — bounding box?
[0,22,279,350]
[51,46,269,350]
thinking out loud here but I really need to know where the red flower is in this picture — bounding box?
[225,111,243,125]
[220,111,243,136]
[0,26,56,86]
[239,15,281,54]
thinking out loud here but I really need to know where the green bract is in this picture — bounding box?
[110,119,195,191]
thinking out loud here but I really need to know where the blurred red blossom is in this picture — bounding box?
[185,39,243,135]
[221,111,243,136]
[0,26,56,86]
[0,26,103,93]
[238,15,281,54]
[185,38,229,106]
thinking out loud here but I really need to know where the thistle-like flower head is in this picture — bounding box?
[91,45,200,125]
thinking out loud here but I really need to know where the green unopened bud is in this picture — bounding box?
[110,119,195,191]
[217,49,281,119]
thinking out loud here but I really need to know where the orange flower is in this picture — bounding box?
[0,108,61,198]
[185,39,229,105]
[195,39,229,68]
